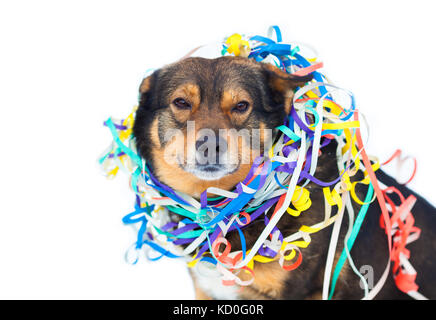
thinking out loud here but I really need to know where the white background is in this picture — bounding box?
[1,0,435,299]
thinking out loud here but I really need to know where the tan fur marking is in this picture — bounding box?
[283,93,294,115]
[169,83,201,122]
[220,89,252,124]
[184,84,201,113]
[149,118,160,147]
[139,76,152,93]
[221,90,237,115]
[259,121,265,146]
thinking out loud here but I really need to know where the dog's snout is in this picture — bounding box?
[195,135,227,165]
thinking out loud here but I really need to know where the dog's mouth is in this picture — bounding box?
[180,162,240,181]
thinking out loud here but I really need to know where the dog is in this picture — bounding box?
[133,56,436,299]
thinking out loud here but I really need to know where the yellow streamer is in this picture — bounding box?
[225,34,250,57]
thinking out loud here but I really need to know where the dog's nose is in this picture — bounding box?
[195,135,227,164]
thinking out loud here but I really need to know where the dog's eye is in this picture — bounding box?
[173,98,192,110]
[232,101,250,113]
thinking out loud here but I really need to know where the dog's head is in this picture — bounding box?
[133,56,312,197]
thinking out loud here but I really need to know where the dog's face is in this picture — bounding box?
[133,56,311,197]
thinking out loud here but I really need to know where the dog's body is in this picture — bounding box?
[133,56,436,299]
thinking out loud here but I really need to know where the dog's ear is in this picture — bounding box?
[139,76,153,94]
[261,63,313,113]
[138,71,159,106]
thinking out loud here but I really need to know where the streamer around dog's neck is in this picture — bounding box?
[99,26,424,300]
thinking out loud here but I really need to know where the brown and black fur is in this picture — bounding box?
[133,56,436,299]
